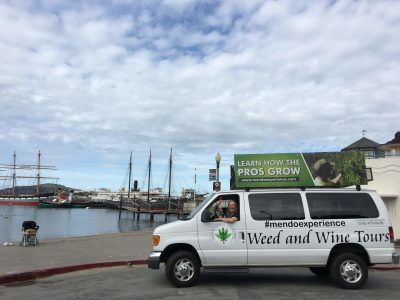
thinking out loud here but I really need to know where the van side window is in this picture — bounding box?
[248,193,305,220]
[306,193,379,219]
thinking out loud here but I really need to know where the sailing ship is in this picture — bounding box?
[0,151,58,206]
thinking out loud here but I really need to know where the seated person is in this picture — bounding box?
[214,200,239,223]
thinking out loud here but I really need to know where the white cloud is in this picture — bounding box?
[0,0,399,192]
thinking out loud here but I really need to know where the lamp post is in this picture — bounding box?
[214,152,221,191]
[215,152,221,181]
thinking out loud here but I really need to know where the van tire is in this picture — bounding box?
[330,253,368,289]
[309,267,330,277]
[165,251,200,288]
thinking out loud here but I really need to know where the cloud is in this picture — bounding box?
[0,0,399,192]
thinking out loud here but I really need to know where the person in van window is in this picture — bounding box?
[215,200,239,223]
[313,159,342,187]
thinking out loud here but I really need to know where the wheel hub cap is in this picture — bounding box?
[174,258,194,282]
[178,264,189,276]
[340,260,362,283]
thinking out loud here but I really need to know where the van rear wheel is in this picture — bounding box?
[165,251,200,288]
[309,267,329,277]
[330,253,368,289]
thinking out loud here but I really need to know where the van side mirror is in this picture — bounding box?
[201,209,213,222]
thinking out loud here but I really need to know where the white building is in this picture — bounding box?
[343,132,400,239]
[363,157,400,239]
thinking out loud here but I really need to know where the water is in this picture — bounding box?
[0,206,177,243]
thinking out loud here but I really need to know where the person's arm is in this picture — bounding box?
[332,173,342,184]
[216,211,239,223]
[214,200,222,211]
[215,216,238,223]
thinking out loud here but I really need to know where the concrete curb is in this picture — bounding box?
[369,265,400,271]
[0,259,147,285]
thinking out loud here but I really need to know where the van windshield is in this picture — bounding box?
[184,193,215,220]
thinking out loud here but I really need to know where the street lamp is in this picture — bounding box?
[215,152,221,182]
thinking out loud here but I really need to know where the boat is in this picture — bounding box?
[0,151,58,206]
[0,191,56,206]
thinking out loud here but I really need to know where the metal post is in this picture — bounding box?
[118,194,123,220]
[216,161,220,182]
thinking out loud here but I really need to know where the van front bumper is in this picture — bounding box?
[148,251,162,269]
[393,253,400,265]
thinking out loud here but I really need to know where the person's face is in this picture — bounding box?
[228,201,237,213]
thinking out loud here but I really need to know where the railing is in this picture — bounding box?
[366,152,400,159]
[104,198,184,214]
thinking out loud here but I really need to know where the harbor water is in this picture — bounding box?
[0,205,177,244]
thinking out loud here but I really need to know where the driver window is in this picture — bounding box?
[205,194,240,221]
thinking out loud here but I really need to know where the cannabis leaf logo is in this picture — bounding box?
[215,227,232,244]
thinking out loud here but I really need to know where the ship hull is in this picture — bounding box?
[0,197,39,206]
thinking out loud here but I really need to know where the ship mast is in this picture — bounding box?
[36,150,41,196]
[128,150,132,199]
[12,151,16,196]
[1,152,58,196]
[168,147,172,210]
[147,149,151,203]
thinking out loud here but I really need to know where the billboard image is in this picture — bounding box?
[234,152,367,189]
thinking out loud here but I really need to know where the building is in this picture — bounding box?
[341,137,385,158]
[343,132,400,239]
[379,132,400,157]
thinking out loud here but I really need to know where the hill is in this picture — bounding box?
[0,183,72,196]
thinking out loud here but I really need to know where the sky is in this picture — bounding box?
[0,0,399,194]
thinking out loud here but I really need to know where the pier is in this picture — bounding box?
[105,198,189,221]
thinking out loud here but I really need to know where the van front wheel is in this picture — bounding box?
[330,253,368,289]
[165,251,200,288]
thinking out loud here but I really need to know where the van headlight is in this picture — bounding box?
[153,235,160,247]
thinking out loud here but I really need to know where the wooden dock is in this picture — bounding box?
[104,199,187,221]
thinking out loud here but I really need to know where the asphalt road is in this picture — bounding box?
[1,266,399,300]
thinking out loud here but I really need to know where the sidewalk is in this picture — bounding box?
[0,231,153,276]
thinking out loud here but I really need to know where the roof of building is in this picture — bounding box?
[341,137,380,151]
[383,131,400,145]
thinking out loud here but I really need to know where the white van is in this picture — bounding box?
[148,188,399,289]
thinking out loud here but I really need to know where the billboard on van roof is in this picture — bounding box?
[234,152,367,188]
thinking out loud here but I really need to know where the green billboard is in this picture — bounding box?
[234,152,367,188]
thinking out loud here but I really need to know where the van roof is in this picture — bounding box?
[217,188,376,194]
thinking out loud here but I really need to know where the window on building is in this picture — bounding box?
[363,150,374,158]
